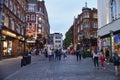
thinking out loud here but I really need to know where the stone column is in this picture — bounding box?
[110,30,114,57]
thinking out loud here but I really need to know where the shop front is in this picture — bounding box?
[114,34,120,52]
[99,32,120,56]
[99,36,111,54]
[1,29,25,58]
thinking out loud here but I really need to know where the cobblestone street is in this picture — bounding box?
[3,55,120,80]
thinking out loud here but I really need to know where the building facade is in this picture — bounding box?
[73,4,98,50]
[0,0,28,59]
[50,33,63,49]
[26,0,50,50]
[97,0,120,56]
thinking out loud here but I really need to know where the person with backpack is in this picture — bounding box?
[92,50,99,69]
[113,50,120,75]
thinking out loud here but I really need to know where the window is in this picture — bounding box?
[16,24,21,33]
[21,28,24,35]
[83,22,89,28]
[28,5,36,12]
[81,25,83,30]
[26,15,30,21]
[78,36,80,40]
[5,0,8,7]
[110,0,116,20]
[31,15,35,20]
[14,5,16,15]
[94,32,97,37]
[83,12,89,18]
[18,11,20,18]
[80,17,82,21]
[10,0,13,11]
[4,15,9,27]
[78,27,79,32]
[93,13,97,18]
[11,20,14,30]
[93,22,98,28]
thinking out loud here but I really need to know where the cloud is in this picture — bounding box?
[45,0,97,38]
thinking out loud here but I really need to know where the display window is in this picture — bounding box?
[3,40,13,56]
[114,34,120,53]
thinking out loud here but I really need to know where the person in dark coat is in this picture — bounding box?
[113,50,120,75]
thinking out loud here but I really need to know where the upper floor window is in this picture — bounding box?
[14,5,16,15]
[4,15,9,27]
[83,22,89,28]
[16,24,21,34]
[21,28,24,35]
[110,0,116,20]
[31,15,35,20]
[11,20,14,30]
[5,0,8,7]
[81,25,83,30]
[28,5,36,12]
[83,12,89,18]
[10,0,13,11]
[26,15,30,21]
[80,17,82,21]
[93,13,97,18]
[78,27,80,32]
[93,22,98,28]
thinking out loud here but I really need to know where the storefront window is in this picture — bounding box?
[3,40,13,56]
[114,34,120,51]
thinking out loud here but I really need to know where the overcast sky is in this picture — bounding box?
[44,0,97,38]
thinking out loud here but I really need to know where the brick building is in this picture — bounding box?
[26,0,50,49]
[72,3,98,50]
[0,0,28,58]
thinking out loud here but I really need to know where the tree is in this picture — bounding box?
[63,26,73,49]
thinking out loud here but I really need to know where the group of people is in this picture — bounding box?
[92,48,120,75]
[44,48,67,61]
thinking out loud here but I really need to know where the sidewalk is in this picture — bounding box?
[0,55,44,80]
[3,55,120,80]
[0,56,22,80]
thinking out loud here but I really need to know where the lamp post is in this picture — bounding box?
[0,0,3,60]
[110,30,114,57]
[23,21,27,55]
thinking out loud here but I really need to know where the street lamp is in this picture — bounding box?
[0,0,3,60]
[23,21,27,55]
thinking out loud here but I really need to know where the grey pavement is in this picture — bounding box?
[0,56,22,80]
[3,55,120,80]
[0,55,41,80]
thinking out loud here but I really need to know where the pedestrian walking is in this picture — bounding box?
[62,49,67,59]
[105,48,110,64]
[58,48,62,61]
[76,48,82,61]
[48,49,52,61]
[51,48,55,61]
[92,50,99,69]
[55,49,59,61]
[100,51,106,69]
[113,50,120,75]
[44,49,48,58]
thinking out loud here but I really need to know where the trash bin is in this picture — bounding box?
[21,54,28,67]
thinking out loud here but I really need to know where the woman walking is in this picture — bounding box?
[100,51,106,69]
[92,50,99,69]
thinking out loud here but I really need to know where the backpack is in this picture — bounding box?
[114,55,119,61]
